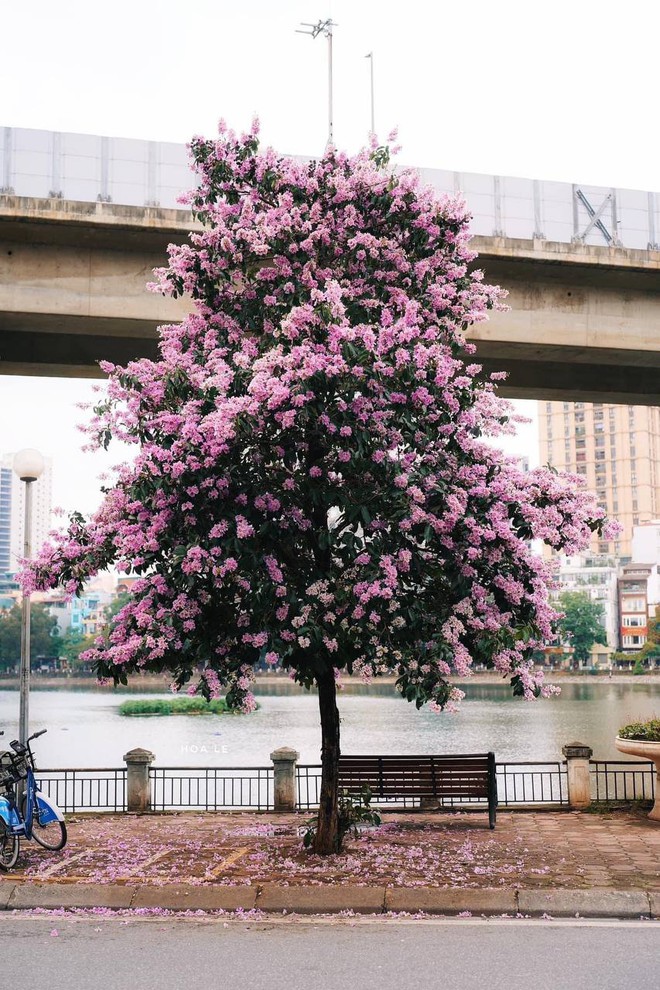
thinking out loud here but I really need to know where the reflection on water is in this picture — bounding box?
[0,682,657,769]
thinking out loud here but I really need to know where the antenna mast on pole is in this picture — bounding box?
[296,18,336,146]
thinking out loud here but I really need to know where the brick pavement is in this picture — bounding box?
[2,807,658,892]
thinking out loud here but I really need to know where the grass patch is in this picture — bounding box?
[119,697,231,716]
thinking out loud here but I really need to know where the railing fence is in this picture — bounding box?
[149,766,273,812]
[34,769,127,813]
[32,757,655,814]
[589,760,656,804]
[297,761,569,811]
[2,126,659,250]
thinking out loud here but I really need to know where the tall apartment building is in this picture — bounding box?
[0,453,53,575]
[0,463,12,575]
[538,403,660,559]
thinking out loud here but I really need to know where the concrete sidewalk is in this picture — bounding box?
[1,807,658,918]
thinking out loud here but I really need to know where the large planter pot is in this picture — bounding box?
[614,737,660,822]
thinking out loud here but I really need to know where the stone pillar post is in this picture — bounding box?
[123,747,155,813]
[270,746,299,812]
[562,741,593,809]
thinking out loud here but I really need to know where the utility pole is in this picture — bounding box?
[365,52,375,134]
[296,18,336,146]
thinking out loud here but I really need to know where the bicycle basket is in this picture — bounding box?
[0,751,27,782]
[0,752,16,790]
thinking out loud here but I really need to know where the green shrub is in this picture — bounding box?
[119,697,230,716]
[618,718,660,742]
[302,786,382,852]
[632,658,645,676]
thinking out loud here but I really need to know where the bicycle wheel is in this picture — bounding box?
[0,821,19,870]
[23,799,67,851]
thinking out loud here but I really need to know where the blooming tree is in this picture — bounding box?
[24,122,614,853]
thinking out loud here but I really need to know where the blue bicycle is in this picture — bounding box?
[0,729,67,871]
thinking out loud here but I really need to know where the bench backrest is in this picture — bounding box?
[337,754,494,799]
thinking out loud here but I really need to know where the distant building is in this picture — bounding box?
[115,576,142,596]
[632,519,660,568]
[554,554,618,649]
[617,562,658,652]
[48,585,113,637]
[538,402,660,559]
[0,453,53,574]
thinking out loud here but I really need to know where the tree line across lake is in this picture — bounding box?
[1,594,658,675]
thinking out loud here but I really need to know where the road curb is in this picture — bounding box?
[517,889,652,919]
[131,883,259,912]
[384,888,517,915]
[0,883,656,919]
[6,882,137,911]
[256,885,387,915]
[0,883,16,910]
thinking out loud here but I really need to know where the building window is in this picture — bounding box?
[621,597,646,612]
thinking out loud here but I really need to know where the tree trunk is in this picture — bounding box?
[313,667,341,854]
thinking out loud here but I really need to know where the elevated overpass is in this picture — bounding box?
[1,126,659,404]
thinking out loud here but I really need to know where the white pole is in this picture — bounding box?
[366,52,375,134]
[13,447,44,747]
[327,24,334,145]
[19,479,33,745]
[296,19,336,150]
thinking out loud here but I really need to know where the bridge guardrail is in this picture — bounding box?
[2,125,658,251]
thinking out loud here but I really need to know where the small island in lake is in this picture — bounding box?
[119,698,231,716]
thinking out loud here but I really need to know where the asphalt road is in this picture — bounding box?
[1,915,658,989]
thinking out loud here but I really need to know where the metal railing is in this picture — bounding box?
[35,768,127,813]
[297,761,568,811]
[31,759,654,813]
[1,125,659,250]
[590,760,656,804]
[149,766,274,811]
[497,761,567,806]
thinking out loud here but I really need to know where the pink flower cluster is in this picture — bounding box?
[21,120,612,713]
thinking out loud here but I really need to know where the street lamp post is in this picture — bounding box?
[13,448,44,745]
[296,18,336,147]
[365,52,375,135]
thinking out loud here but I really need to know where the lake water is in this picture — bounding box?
[0,681,658,768]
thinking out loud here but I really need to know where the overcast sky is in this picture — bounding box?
[2,0,657,516]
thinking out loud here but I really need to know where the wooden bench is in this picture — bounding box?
[337,753,497,829]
